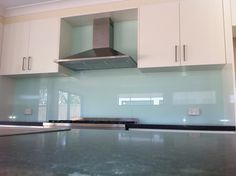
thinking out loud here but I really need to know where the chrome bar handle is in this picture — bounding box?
[22,57,26,71]
[175,45,178,62]
[28,56,32,70]
[183,45,186,61]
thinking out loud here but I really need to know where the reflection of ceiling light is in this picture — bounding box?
[220,119,229,122]
[173,91,216,105]
[20,95,40,100]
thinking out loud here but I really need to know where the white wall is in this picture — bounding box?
[232,0,236,26]
[4,0,125,17]
[0,6,5,16]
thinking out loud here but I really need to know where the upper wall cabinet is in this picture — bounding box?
[0,18,61,75]
[138,0,180,68]
[138,0,226,68]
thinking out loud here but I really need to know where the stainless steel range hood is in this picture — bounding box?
[57,18,137,71]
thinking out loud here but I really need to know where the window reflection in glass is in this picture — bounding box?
[118,94,164,106]
[58,91,68,120]
[118,132,164,143]
[173,91,216,105]
[70,94,81,120]
[58,91,81,120]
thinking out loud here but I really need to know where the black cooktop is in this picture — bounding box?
[48,118,139,124]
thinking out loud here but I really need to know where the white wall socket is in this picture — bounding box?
[188,107,201,116]
[24,108,32,115]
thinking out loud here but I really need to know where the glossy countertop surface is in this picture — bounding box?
[0,126,70,137]
[0,129,236,176]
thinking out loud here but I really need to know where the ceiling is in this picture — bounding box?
[0,0,63,9]
[0,0,122,16]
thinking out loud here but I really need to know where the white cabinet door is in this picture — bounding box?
[28,18,60,74]
[180,0,225,65]
[0,18,60,75]
[0,22,30,75]
[138,0,180,68]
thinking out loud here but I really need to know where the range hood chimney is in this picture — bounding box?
[57,17,137,71]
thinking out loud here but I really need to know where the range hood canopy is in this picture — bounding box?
[57,17,137,71]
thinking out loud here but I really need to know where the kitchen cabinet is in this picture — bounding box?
[138,0,226,68]
[0,18,60,75]
[0,22,29,75]
[138,0,180,68]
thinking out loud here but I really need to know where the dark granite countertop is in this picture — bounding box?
[1,129,236,176]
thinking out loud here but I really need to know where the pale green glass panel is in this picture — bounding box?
[11,68,230,126]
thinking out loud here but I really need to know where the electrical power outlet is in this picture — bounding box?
[24,108,32,115]
[188,107,201,116]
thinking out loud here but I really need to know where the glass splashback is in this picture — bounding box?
[9,68,232,125]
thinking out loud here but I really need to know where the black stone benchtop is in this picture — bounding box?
[0,121,43,126]
[125,124,236,131]
[1,120,234,132]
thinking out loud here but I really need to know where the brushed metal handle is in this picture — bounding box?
[28,56,32,70]
[22,57,26,71]
[175,45,178,62]
[183,45,186,61]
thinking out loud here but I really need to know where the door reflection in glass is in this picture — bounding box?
[58,90,81,120]
[38,88,47,121]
